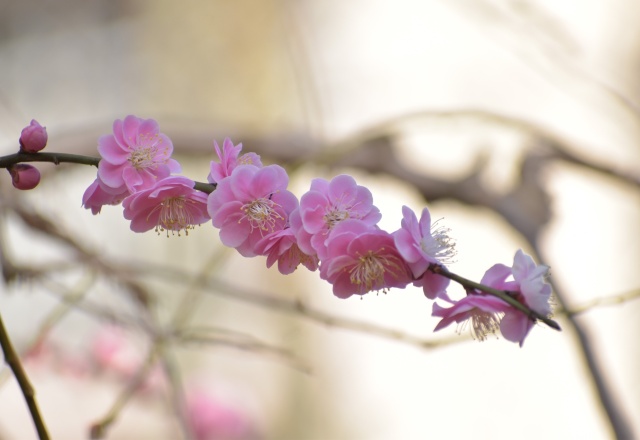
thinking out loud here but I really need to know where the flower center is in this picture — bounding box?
[241,198,283,234]
[149,196,197,237]
[421,219,456,264]
[348,249,403,294]
[323,207,350,229]
[128,134,168,170]
[129,147,157,169]
[458,309,503,341]
[349,251,385,293]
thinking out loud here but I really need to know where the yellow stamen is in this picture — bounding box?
[240,197,283,234]
[148,196,198,237]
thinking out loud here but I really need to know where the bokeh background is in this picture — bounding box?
[0,1,639,439]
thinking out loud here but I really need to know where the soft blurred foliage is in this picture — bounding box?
[0,1,639,439]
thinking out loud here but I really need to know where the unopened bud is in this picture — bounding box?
[19,119,48,153]
[8,164,41,190]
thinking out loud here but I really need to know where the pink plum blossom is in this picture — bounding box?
[297,175,381,259]
[97,115,181,193]
[208,164,298,257]
[19,119,48,153]
[82,176,129,214]
[432,249,552,346]
[432,294,510,341]
[321,219,412,298]
[123,176,209,236]
[254,227,319,274]
[208,138,262,184]
[479,249,553,346]
[393,206,456,299]
[7,164,40,190]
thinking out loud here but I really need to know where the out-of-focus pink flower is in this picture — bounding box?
[97,115,181,193]
[254,227,319,274]
[432,294,509,341]
[7,164,40,190]
[321,220,412,298]
[82,177,129,214]
[208,138,262,184]
[123,176,210,236]
[91,325,140,378]
[208,165,298,257]
[19,119,48,153]
[298,175,381,259]
[480,249,552,346]
[393,206,456,299]
[184,389,258,440]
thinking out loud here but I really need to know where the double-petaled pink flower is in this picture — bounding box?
[393,206,456,299]
[98,115,181,193]
[123,176,209,236]
[320,220,412,298]
[207,164,298,257]
[295,175,381,260]
[254,227,319,275]
[208,138,262,184]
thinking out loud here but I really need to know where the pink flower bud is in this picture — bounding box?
[8,164,41,190]
[19,119,48,153]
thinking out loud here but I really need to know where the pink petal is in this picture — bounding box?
[122,115,142,145]
[480,263,512,287]
[500,311,532,346]
[98,161,126,188]
[98,135,129,164]
[219,218,250,248]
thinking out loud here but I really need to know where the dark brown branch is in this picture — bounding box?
[0,152,100,168]
[0,312,50,440]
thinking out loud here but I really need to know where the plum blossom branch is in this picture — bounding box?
[428,263,561,331]
[0,151,217,194]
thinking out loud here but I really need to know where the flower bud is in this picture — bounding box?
[19,119,48,153]
[8,164,41,190]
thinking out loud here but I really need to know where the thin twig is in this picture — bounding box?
[563,288,640,317]
[119,261,466,350]
[89,345,160,439]
[533,245,635,440]
[0,312,50,440]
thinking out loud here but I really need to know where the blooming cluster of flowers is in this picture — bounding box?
[82,115,209,235]
[10,116,553,346]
